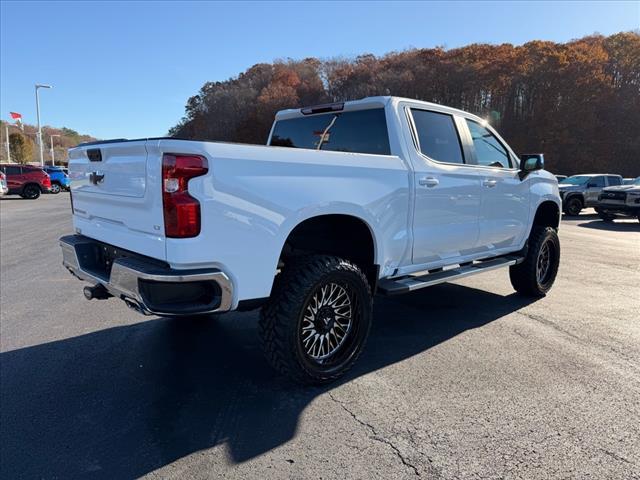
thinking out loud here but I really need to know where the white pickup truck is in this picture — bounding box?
[60,96,561,384]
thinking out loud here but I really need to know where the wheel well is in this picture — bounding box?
[533,201,560,229]
[21,183,41,192]
[280,214,377,287]
[564,193,584,205]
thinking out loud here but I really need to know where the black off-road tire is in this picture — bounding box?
[20,184,41,200]
[509,226,560,297]
[563,196,583,216]
[259,255,373,385]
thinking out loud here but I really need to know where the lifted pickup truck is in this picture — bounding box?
[60,96,561,384]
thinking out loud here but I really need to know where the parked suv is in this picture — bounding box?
[596,176,640,223]
[60,96,561,385]
[0,163,52,199]
[559,174,623,215]
[44,166,71,193]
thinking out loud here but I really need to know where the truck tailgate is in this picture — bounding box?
[68,141,166,261]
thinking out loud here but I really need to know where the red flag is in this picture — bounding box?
[9,112,24,130]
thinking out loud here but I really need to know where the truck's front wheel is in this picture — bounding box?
[259,255,373,385]
[563,196,583,216]
[509,226,560,297]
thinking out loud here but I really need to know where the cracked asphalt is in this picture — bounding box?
[1,194,639,479]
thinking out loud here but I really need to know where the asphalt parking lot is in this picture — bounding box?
[1,194,639,480]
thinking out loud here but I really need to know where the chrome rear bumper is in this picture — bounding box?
[60,235,233,316]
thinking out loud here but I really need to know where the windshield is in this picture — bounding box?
[560,176,590,185]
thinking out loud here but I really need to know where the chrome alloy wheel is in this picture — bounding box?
[301,282,353,361]
[536,240,552,285]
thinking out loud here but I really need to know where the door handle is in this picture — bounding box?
[419,176,439,187]
[482,179,497,188]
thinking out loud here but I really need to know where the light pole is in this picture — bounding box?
[35,84,52,166]
[50,134,61,166]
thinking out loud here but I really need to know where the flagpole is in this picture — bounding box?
[5,125,10,162]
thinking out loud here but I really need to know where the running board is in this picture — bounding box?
[379,256,523,295]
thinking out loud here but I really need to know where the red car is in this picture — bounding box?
[0,163,52,199]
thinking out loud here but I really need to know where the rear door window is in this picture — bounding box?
[270,108,391,156]
[589,176,605,187]
[410,109,465,164]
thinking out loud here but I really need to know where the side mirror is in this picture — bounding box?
[520,154,544,172]
[519,154,544,180]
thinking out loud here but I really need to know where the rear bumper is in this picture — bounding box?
[60,234,233,316]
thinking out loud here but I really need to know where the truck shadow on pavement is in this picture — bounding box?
[1,283,536,479]
[576,219,640,231]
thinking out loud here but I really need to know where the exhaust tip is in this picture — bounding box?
[123,298,145,314]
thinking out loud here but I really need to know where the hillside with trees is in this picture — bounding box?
[170,32,639,176]
[0,121,96,165]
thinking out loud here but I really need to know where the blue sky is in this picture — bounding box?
[1,1,638,139]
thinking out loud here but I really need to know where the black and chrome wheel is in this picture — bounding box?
[260,255,372,385]
[510,226,560,297]
[300,282,355,360]
[563,196,582,216]
[20,184,41,200]
[50,183,61,194]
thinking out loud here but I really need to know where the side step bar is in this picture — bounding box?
[379,256,524,295]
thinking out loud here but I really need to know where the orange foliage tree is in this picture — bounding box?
[170,32,640,176]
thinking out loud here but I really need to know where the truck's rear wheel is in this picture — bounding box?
[259,255,372,385]
[509,226,560,297]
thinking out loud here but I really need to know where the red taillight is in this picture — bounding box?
[42,175,51,188]
[162,154,208,238]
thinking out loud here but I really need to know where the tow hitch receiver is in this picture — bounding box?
[83,284,112,301]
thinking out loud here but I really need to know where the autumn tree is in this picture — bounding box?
[171,32,640,176]
[8,133,34,164]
